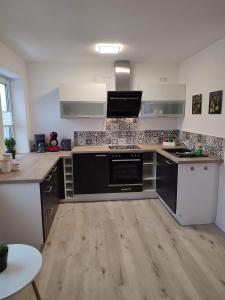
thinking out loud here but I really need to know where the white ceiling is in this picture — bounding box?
[0,0,225,63]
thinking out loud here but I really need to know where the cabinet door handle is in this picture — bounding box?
[204,166,208,170]
[190,166,195,171]
[112,159,141,162]
[46,208,54,216]
[51,166,57,172]
[44,186,52,193]
[165,160,175,165]
[45,175,52,182]
[95,154,107,157]
[121,188,132,191]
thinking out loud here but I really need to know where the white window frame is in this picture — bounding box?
[0,75,14,139]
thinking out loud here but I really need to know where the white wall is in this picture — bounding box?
[0,41,30,153]
[27,61,179,142]
[178,37,225,232]
[178,37,225,138]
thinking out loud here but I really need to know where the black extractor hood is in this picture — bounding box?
[107,61,142,118]
[107,91,142,118]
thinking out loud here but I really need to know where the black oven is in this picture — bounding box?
[108,152,143,193]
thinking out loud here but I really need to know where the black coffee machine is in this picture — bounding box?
[61,139,72,151]
[34,134,46,153]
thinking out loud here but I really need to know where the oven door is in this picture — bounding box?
[109,158,143,185]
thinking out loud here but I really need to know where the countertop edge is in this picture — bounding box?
[0,145,223,184]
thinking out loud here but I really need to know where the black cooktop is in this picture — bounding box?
[109,145,140,150]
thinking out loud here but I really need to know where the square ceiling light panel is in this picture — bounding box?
[96,44,123,54]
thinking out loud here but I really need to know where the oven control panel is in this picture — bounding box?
[110,152,143,159]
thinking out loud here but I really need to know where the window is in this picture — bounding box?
[0,76,13,139]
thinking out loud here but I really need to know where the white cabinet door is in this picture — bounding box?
[141,101,185,117]
[142,84,186,101]
[59,83,106,102]
[176,163,219,225]
[60,101,106,118]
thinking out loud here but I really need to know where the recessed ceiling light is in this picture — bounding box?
[96,43,123,54]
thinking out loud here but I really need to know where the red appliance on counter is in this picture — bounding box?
[48,132,61,152]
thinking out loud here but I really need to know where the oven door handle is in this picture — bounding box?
[111,159,141,162]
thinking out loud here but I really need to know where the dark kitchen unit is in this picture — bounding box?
[73,153,109,194]
[40,159,64,241]
[156,153,178,213]
[108,152,143,193]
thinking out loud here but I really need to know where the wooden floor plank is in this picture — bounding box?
[8,199,225,300]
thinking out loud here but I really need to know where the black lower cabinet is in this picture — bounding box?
[73,153,109,194]
[40,159,64,242]
[156,153,178,213]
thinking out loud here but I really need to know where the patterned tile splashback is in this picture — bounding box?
[74,118,224,158]
[74,118,177,146]
[178,131,224,159]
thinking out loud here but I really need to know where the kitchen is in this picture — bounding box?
[0,1,225,299]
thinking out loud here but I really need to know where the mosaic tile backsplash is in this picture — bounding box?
[74,119,177,145]
[74,118,224,158]
[178,131,224,159]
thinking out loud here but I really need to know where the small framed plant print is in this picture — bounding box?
[209,90,223,114]
[192,94,202,114]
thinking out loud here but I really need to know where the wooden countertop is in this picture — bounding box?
[0,145,222,184]
[138,145,222,164]
[0,151,71,184]
[72,144,222,164]
[71,145,109,153]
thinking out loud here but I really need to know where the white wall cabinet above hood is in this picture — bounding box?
[59,83,107,118]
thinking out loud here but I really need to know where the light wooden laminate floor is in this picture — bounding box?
[10,199,225,300]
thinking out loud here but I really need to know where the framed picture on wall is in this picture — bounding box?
[192,94,202,114]
[209,90,223,114]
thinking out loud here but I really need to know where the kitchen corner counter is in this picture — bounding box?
[137,144,223,164]
[157,149,222,164]
[0,151,71,184]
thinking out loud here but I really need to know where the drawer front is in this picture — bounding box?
[50,165,59,186]
[42,165,58,186]
[108,185,143,193]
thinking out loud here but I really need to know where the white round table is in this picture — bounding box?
[0,244,42,300]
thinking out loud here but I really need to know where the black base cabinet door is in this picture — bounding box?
[156,153,178,213]
[73,153,109,194]
[40,159,64,242]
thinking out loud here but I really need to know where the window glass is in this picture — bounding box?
[3,126,12,139]
[0,77,13,139]
[0,83,7,112]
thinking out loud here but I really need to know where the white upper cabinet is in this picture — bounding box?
[59,83,107,102]
[141,84,186,117]
[142,84,186,101]
[59,83,107,118]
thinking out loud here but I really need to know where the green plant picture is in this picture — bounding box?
[209,90,223,114]
[192,94,202,114]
